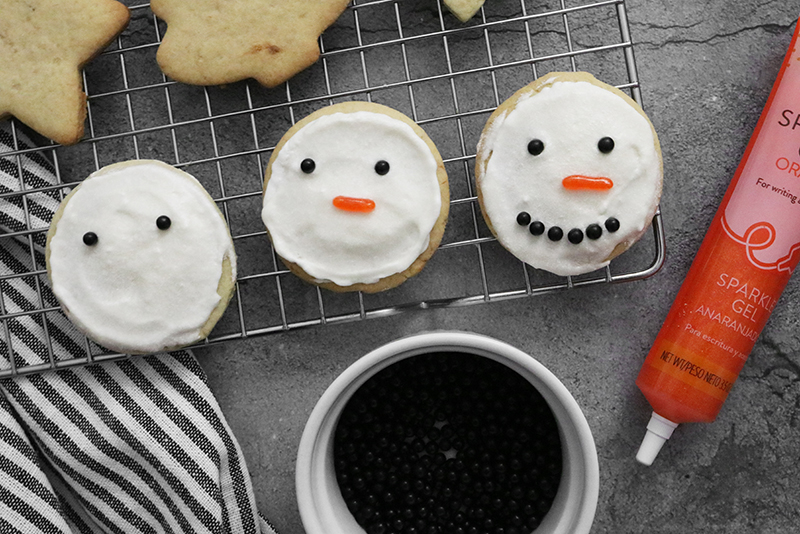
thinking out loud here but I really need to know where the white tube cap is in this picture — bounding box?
[636,412,679,466]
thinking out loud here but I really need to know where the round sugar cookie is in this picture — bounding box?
[46,160,237,354]
[261,102,449,293]
[475,71,663,276]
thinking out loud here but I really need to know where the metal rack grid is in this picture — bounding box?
[0,0,665,378]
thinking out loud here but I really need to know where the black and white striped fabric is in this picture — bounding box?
[0,124,275,534]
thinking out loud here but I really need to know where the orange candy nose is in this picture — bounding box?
[333,195,376,212]
[562,175,614,191]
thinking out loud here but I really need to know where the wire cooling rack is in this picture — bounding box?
[0,0,665,377]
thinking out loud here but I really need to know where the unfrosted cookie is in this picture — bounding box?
[46,160,237,354]
[0,0,130,145]
[151,0,350,88]
[476,72,663,276]
[444,0,485,22]
[261,102,449,293]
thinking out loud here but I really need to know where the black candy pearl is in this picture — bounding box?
[527,139,544,156]
[156,215,171,230]
[333,352,562,534]
[598,137,615,153]
[585,224,603,240]
[375,160,390,176]
[82,232,98,246]
[547,226,563,241]
[567,228,584,244]
[605,217,620,232]
[301,158,316,174]
[516,212,531,226]
[528,221,545,236]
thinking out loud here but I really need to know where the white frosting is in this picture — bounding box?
[261,111,442,287]
[478,79,661,276]
[48,161,236,354]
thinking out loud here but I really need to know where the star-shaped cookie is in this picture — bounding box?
[151,0,351,88]
[444,0,486,22]
[0,0,130,145]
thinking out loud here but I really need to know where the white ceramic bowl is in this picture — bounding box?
[296,331,599,534]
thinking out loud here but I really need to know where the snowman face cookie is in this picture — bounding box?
[261,103,449,291]
[476,72,663,276]
[46,160,237,354]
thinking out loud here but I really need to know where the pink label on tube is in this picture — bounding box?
[722,42,800,270]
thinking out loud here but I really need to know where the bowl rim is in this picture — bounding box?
[296,330,599,534]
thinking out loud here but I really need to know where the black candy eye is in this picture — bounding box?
[300,158,316,174]
[598,137,615,153]
[375,160,390,175]
[83,232,98,246]
[156,215,171,230]
[527,139,544,156]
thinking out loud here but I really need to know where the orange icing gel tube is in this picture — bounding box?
[636,18,800,466]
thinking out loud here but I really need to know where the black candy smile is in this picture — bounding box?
[516,212,620,244]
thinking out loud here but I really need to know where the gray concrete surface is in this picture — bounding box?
[189,2,800,533]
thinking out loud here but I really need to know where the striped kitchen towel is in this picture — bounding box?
[0,123,276,534]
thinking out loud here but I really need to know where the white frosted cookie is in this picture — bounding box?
[261,102,449,293]
[476,71,663,276]
[46,160,237,354]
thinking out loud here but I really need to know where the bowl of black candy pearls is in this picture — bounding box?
[296,331,599,534]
